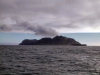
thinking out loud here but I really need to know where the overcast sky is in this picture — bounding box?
[0,0,100,36]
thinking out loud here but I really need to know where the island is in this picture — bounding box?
[19,36,86,46]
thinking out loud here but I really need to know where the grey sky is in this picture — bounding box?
[0,0,100,36]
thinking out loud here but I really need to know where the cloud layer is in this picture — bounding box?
[0,0,100,36]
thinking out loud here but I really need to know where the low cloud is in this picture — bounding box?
[0,21,58,36]
[0,24,12,31]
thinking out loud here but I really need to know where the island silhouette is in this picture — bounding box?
[19,36,86,46]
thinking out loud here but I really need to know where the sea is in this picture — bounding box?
[0,45,100,75]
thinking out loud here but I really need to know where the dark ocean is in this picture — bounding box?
[0,45,100,75]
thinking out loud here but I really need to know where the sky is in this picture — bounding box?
[0,0,100,45]
[0,32,100,46]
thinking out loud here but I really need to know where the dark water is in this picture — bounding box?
[0,45,100,75]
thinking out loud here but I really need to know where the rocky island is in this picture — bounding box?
[19,36,86,46]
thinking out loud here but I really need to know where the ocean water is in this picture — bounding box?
[0,45,100,75]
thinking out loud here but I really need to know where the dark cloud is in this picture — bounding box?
[0,0,100,35]
[0,21,58,36]
[0,24,12,31]
[17,22,58,36]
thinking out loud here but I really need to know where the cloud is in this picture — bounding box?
[16,22,58,36]
[0,24,12,31]
[0,0,100,35]
[0,21,58,36]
